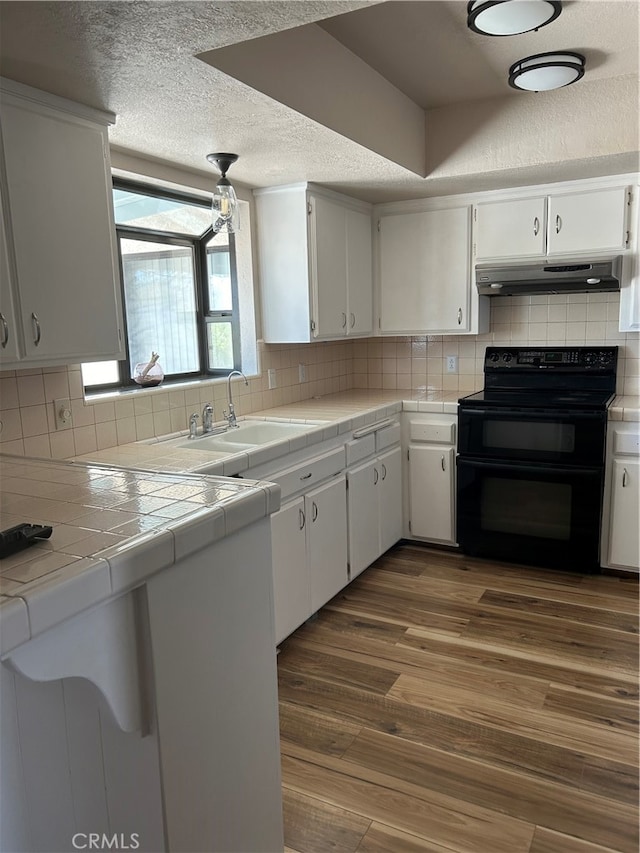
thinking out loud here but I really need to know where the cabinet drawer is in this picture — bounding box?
[612,430,640,456]
[409,419,456,444]
[269,447,346,501]
[346,434,375,465]
[376,422,401,451]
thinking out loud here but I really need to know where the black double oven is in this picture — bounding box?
[457,347,618,573]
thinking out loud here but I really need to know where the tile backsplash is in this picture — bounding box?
[1,292,637,460]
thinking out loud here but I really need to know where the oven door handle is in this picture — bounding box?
[459,407,606,420]
[457,457,602,477]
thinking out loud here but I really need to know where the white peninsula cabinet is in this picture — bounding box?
[601,423,640,573]
[474,182,631,261]
[254,183,373,343]
[377,200,489,335]
[0,78,124,369]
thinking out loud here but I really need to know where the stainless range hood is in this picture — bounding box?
[476,256,622,296]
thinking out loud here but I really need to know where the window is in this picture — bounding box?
[82,180,255,391]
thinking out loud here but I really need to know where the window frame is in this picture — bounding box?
[83,178,242,394]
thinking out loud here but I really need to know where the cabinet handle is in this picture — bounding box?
[373,467,379,485]
[555,214,562,234]
[312,501,318,522]
[350,313,355,328]
[0,313,8,349]
[441,455,446,471]
[300,472,312,481]
[31,312,41,346]
[457,307,463,326]
[622,467,629,487]
[381,463,387,480]
[533,216,539,236]
[299,508,306,530]
[341,312,347,328]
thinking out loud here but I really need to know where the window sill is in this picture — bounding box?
[84,373,258,403]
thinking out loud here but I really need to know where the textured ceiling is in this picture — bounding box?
[0,0,638,202]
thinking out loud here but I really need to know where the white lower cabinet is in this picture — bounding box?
[403,413,457,546]
[271,496,309,644]
[347,446,403,579]
[307,476,348,613]
[601,424,640,573]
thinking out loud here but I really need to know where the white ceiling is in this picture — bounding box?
[0,0,638,203]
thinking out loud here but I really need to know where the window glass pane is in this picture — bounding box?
[206,232,232,311]
[81,361,120,386]
[113,188,211,236]
[207,322,234,370]
[121,238,200,376]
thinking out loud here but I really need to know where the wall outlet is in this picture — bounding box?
[446,356,458,374]
[298,363,306,382]
[267,368,277,389]
[54,398,73,429]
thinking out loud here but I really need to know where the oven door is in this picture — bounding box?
[456,457,603,571]
[458,406,606,466]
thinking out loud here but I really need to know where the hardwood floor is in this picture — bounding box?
[277,543,639,853]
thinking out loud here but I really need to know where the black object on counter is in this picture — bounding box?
[0,523,53,559]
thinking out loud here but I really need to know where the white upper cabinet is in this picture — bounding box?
[254,183,373,343]
[378,203,487,335]
[474,196,546,260]
[0,194,21,361]
[0,78,124,369]
[474,184,631,261]
[547,186,630,255]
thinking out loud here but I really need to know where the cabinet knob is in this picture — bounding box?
[311,501,318,522]
[381,463,387,480]
[0,313,8,349]
[533,216,539,236]
[350,313,355,329]
[622,467,629,487]
[341,312,347,328]
[555,214,562,234]
[299,508,306,530]
[457,308,463,325]
[373,467,379,485]
[441,455,446,471]
[31,312,41,346]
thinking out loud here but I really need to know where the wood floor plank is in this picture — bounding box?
[341,728,638,851]
[387,673,638,764]
[282,749,536,853]
[278,544,639,853]
[529,826,624,853]
[478,588,639,634]
[282,788,370,853]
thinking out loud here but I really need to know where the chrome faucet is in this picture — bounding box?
[188,412,200,439]
[224,370,248,428]
[202,403,214,433]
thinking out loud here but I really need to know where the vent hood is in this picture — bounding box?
[476,256,622,296]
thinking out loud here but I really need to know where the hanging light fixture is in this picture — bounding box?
[467,0,562,36]
[509,51,585,91]
[206,153,239,233]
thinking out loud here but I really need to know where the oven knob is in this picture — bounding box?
[599,352,611,364]
[584,352,596,366]
[502,353,513,363]
[489,352,500,363]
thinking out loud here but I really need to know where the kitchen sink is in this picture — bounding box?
[166,418,327,453]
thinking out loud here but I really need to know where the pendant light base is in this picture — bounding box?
[206,153,238,177]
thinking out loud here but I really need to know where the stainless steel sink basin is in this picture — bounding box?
[166,419,326,453]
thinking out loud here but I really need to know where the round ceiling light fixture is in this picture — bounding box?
[467,0,562,36]
[508,51,585,91]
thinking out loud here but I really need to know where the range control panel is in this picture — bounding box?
[484,347,618,370]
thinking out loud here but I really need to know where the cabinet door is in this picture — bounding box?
[379,207,471,333]
[271,497,311,644]
[608,459,639,570]
[474,196,546,260]
[346,208,373,336]
[408,445,455,544]
[379,446,403,554]
[347,458,380,579]
[307,476,348,612]
[0,193,22,362]
[1,99,123,362]
[548,186,629,255]
[309,194,347,338]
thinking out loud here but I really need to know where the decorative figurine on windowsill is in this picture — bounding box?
[133,352,164,387]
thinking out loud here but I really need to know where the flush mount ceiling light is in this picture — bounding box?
[467,0,562,36]
[206,152,239,233]
[509,51,585,91]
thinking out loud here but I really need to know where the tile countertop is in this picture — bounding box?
[73,389,463,477]
[0,455,280,655]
